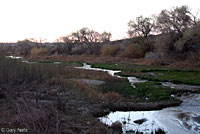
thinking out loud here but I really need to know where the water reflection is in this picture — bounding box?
[75,63,146,87]
[76,63,121,76]
[6,55,23,59]
[99,94,200,134]
[100,111,164,133]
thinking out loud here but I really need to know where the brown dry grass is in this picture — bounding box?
[30,47,48,56]
[72,80,105,102]
[122,43,145,58]
[47,67,124,103]
[50,78,123,103]
[167,60,200,69]
[27,55,145,64]
[0,53,121,133]
[30,55,172,67]
[104,92,123,102]
[0,56,56,86]
[27,54,200,70]
[63,67,122,82]
[101,45,120,56]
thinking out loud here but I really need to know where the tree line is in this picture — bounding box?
[55,28,112,44]
[19,5,199,45]
[127,5,199,38]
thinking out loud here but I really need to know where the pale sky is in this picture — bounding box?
[0,0,199,42]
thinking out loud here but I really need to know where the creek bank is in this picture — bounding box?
[100,94,200,134]
[77,63,182,108]
[162,82,200,93]
[91,100,182,118]
[102,100,182,112]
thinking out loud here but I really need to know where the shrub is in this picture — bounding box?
[174,28,194,51]
[101,45,120,56]
[174,26,200,59]
[30,47,48,56]
[71,44,87,55]
[175,26,200,51]
[69,43,101,55]
[122,43,145,58]
[17,39,37,56]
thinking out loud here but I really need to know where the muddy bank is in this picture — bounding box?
[162,82,200,93]
[92,100,182,118]
[102,100,182,112]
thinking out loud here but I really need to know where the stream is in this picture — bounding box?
[76,63,147,87]
[99,94,200,134]
[76,63,200,134]
[7,56,200,133]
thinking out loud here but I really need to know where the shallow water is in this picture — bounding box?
[128,77,147,88]
[21,60,37,64]
[53,62,62,64]
[75,63,145,87]
[99,94,200,134]
[75,63,121,77]
[6,56,23,59]
[76,63,200,133]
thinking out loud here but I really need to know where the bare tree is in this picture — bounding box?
[61,27,111,44]
[100,32,112,42]
[128,15,155,38]
[157,5,197,35]
[84,29,101,43]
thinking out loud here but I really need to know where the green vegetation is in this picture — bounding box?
[90,63,125,70]
[89,62,163,72]
[118,70,200,85]
[99,81,135,98]
[90,62,200,85]
[99,81,175,102]
[91,62,200,73]
[132,71,200,85]
[135,82,176,101]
